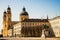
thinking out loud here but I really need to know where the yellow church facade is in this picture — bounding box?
[3,6,12,37]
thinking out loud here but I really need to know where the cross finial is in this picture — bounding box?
[23,6,26,11]
[7,5,11,10]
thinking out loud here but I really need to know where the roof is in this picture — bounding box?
[12,21,19,25]
[7,6,11,10]
[20,11,28,16]
[53,16,60,19]
[49,16,60,21]
[4,11,6,13]
[22,19,49,22]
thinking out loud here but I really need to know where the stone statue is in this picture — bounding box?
[41,29,45,38]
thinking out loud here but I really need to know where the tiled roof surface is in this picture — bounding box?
[49,16,60,20]
[12,21,19,25]
[22,19,49,22]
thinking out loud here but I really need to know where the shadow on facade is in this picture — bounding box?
[21,24,55,37]
[48,25,55,37]
[21,26,42,37]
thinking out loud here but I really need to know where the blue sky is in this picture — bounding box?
[0,0,60,31]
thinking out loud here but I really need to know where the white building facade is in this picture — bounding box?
[13,23,21,37]
[49,16,60,37]
[8,29,12,37]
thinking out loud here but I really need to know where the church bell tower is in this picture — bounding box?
[3,6,12,37]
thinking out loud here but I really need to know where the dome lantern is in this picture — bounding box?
[20,7,28,16]
[7,5,11,10]
[23,7,25,11]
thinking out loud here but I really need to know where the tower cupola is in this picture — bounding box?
[20,7,28,16]
[4,11,6,13]
[23,7,25,11]
[7,5,11,10]
[20,7,29,22]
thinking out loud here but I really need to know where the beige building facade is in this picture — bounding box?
[13,23,21,37]
[49,16,60,37]
[8,29,12,37]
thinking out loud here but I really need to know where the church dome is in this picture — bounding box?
[20,7,28,16]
